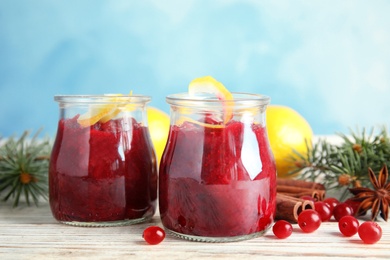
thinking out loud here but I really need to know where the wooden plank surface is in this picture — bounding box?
[0,200,389,259]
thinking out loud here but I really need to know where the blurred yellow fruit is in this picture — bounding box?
[147,107,170,165]
[266,105,313,178]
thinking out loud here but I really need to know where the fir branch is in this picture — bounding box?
[288,126,390,196]
[0,130,51,207]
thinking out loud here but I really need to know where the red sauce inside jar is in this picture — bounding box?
[159,120,276,238]
[49,115,157,223]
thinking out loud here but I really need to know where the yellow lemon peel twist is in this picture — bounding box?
[187,76,234,127]
[77,92,133,127]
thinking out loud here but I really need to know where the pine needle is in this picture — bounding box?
[0,130,51,207]
[288,126,390,195]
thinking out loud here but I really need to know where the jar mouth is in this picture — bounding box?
[54,95,151,104]
[166,92,270,107]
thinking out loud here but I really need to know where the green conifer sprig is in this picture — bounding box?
[288,126,390,199]
[0,130,51,207]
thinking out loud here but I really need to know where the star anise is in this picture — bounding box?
[349,165,390,221]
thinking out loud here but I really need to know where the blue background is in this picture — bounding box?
[1,0,389,137]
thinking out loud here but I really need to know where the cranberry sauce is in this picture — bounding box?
[159,120,276,238]
[49,115,157,223]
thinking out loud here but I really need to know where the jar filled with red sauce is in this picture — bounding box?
[159,92,277,242]
[49,95,157,227]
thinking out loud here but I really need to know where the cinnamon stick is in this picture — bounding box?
[277,185,326,201]
[275,178,325,222]
[276,178,326,201]
[275,193,314,223]
[277,178,325,190]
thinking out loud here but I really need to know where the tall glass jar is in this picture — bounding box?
[159,93,277,242]
[49,95,157,227]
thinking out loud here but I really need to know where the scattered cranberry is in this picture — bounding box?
[333,202,353,221]
[298,209,322,233]
[338,215,359,237]
[323,197,339,212]
[314,201,332,222]
[358,221,382,244]
[143,226,166,245]
[344,198,361,216]
[272,220,293,239]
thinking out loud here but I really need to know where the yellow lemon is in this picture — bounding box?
[147,107,170,165]
[188,76,233,123]
[266,105,313,178]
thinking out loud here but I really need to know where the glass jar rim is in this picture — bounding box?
[54,95,151,104]
[166,92,270,107]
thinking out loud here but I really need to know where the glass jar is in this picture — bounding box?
[49,95,157,227]
[159,92,277,242]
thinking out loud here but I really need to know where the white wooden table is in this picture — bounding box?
[0,199,389,260]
